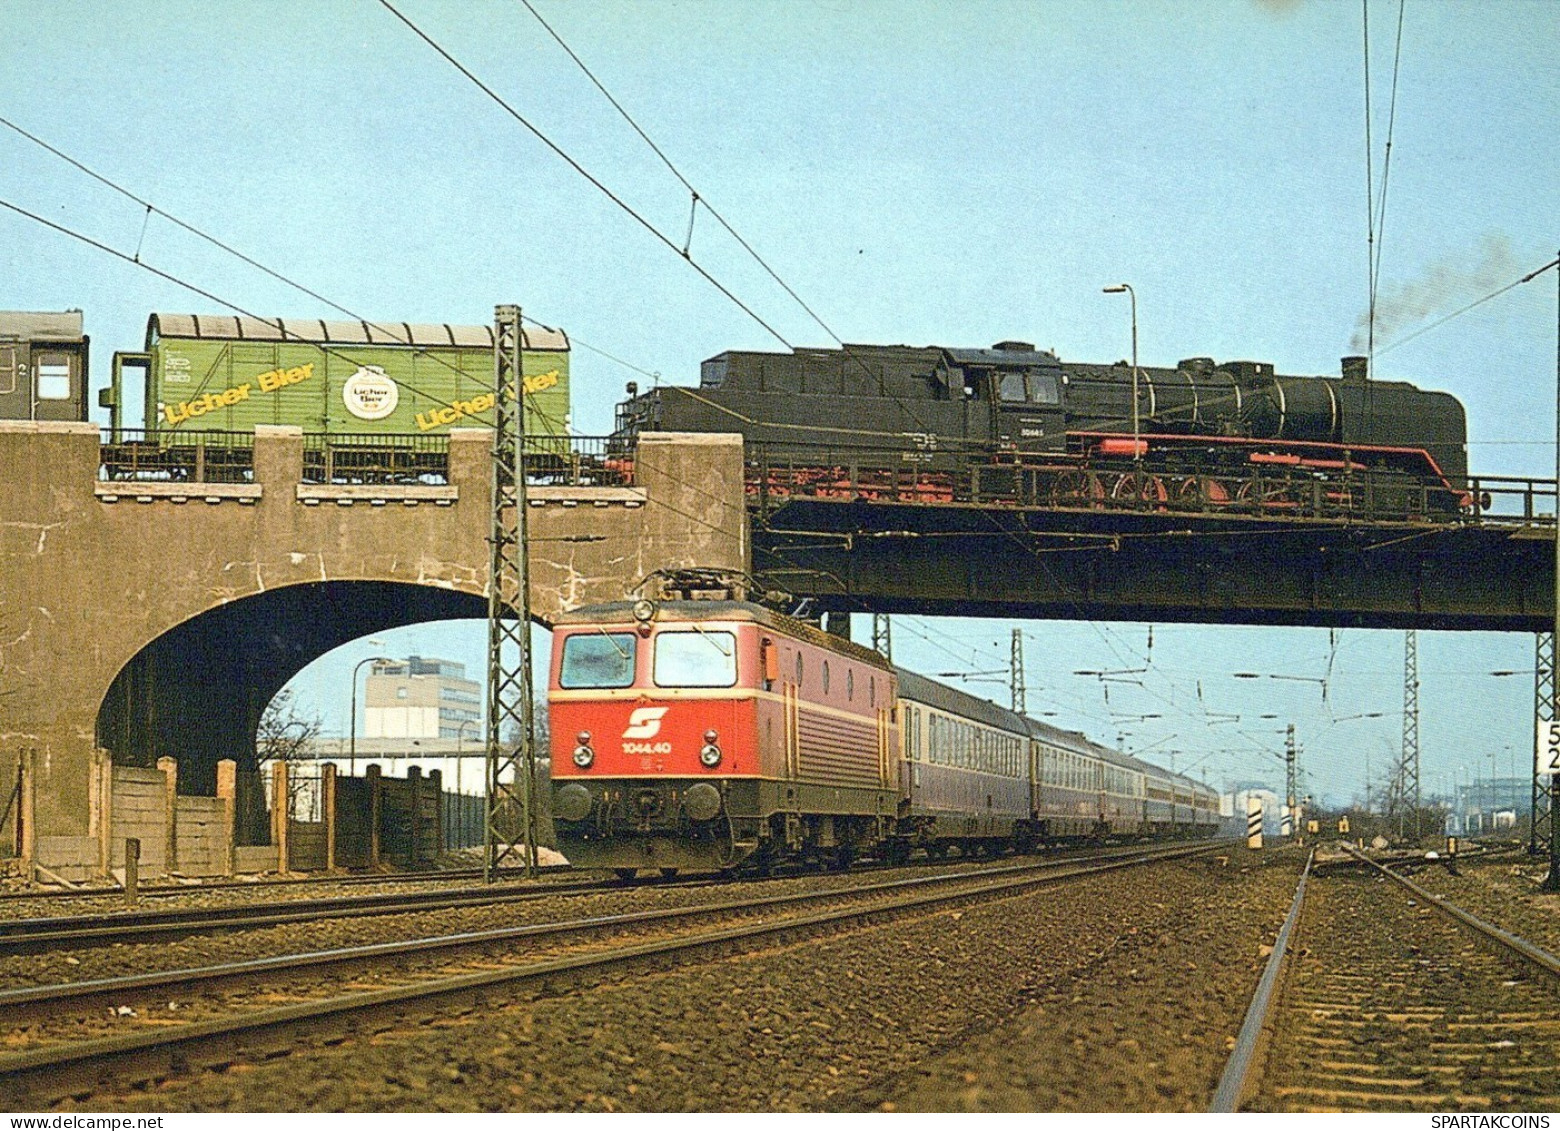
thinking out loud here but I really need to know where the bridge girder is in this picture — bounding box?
[752,500,1552,632]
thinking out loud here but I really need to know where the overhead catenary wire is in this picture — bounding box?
[1370,0,1407,309]
[6,14,1472,793]
[381,0,1497,747]
[398,0,1199,686]
[375,0,796,356]
[513,0,897,401]
[1376,257,1560,357]
[0,118,768,550]
[0,119,906,558]
[1362,0,1377,369]
[0,195,584,438]
[0,113,654,422]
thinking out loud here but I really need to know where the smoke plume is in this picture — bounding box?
[1351,233,1521,352]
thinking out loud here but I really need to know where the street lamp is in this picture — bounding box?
[349,650,391,777]
[455,717,479,796]
[1102,283,1140,467]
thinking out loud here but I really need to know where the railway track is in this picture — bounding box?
[0,839,1213,951]
[0,864,567,903]
[0,840,1220,1106]
[0,871,725,952]
[1216,845,1560,1112]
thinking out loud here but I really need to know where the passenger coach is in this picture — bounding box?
[549,598,1221,876]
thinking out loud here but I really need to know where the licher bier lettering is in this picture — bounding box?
[161,363,315,426]
[414,369,560,431]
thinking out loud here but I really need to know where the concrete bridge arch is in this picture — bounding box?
[0,422,747,856]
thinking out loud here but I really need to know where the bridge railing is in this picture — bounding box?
[521,435,633,488]
[1464,474,1559,527]
[98,429,256,483]
[302,433,450,485]
[95,430,632,489]
[744,444,1557,528]
[298,434,631,487]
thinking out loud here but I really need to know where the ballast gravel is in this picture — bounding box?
[63,846,1300,1112]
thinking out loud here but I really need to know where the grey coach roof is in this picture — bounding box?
[148,314,568,352]
[0,310,84,340]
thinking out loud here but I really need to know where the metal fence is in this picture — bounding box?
[522,435,633,488]
[94,430,634,489]
[98,430,255,483]
[441,791,486,852]
[302,432,450,485]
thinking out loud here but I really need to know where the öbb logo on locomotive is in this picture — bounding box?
[620,705,670,748]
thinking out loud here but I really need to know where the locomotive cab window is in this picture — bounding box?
[1028,371,1060,404]
[997,371,1027,402]
[654,631,737,688]
[559,632,637,689]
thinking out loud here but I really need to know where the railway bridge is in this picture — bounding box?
[743,447,1556,633]
[3,422,1555,862]
[0,423,745,854]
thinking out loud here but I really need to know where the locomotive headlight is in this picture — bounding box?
[699,743,722,768]
[573,742,595,768]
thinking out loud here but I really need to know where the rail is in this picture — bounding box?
[1346,844,1560,978]
[0,841,1218,1099]
[745,443,1559,529]
[1209,850,1312,1112]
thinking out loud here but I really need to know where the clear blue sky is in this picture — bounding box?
[3,0,1555,805]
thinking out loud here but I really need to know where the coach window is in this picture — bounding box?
[822,661,830,695]
[654,631,737,688]
[868,678,876,708]
[35,355,71,400]
[795,653,804,686]
[559,632,637,689]
[846,668,854,701]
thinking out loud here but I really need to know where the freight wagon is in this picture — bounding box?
[102,313,570,439]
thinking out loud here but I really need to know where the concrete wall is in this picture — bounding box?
[0,423,746,845]
[175,795,229,877]
[108,766,169,873]
[287,820,329,872]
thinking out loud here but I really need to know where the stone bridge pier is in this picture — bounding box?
[0,423,746,860]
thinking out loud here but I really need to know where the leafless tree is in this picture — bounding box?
[256,689,323,770]
[255,690,325,821]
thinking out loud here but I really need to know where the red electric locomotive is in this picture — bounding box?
[549,599,899,876]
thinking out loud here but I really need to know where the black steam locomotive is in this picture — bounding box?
[612,342,1470,516]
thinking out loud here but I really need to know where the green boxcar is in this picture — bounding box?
[108,313,569,438]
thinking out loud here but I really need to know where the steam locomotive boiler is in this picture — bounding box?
[613,342,1470,515]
